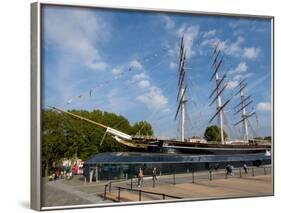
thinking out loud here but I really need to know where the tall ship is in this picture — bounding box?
[50,36,271,156]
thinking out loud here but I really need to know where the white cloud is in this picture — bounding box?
[133,72,148,81]
[228,62,256,82]
[161,15,175,30]
[201,36,244,57]
[229,21,243,29]
[201,37,219,47]
[224,36,244,56]
[236,62,248,72]
[233,29,244,36]
[243,47,261,59]
[138,80,150,89]
[169,61,177,70]
[226,80,239,89]
[233,73,255,80]
[137,86,168,110]
[201,36,261,61]
[257,102,271,111]
[177,25,200,59]
[176,24,186,37]
[129,60,143,70]
[203,29,216,38]
[112,68,122,75]
[228,62,248,75]
[168,48,176,57]
[44,7,109,71]
[131,69,169,111]
[200,37,229,56]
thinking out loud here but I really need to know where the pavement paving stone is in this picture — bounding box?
[42,168,272,206]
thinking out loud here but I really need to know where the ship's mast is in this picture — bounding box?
[175,36,187,142]
[209,44,231,144]
[233,79,256,143]
[216,70,224,143]
[240,81,249,141]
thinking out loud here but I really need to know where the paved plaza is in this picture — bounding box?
[42,167,273,207]
[105,175,272,202]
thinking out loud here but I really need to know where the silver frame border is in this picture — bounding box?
[30,1,274,211]
[31,2,41,211]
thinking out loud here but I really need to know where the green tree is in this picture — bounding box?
[41,109,153,176]
[42,110,66,177]
[204,125,228,142]
[254,136,263,140]
[264,136,272,142]
[131,121,154,136]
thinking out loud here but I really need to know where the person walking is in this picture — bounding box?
[226,164,231,176]
[138,168,144,187]
[152,167,157,182]
[54,169,60,181]
[243,163,248,174]
[89,168,94,183]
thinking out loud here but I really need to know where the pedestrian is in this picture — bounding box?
[54,169,60,180]
[226,164,231,176]
[138,168,144,187]
[214,164,219,170]
[226,164,234,176]
[243,163,248,174]
[89,168,94,183]
[230,165,234,176]
[152,167,158,182]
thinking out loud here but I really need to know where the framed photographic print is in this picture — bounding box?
[31,1,274,211]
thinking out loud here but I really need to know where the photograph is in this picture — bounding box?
[33,2,273,210]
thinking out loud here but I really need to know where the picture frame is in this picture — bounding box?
[31,1,274,211]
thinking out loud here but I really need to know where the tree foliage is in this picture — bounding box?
[42,109,154,176]
[264,136,272,142]
[131,121,154,136]
[204,125,228,142]
[254,136,263,140]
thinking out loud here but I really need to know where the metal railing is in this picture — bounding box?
[155,165,271,185]
[102,165,271,201]
[103,185,182,201]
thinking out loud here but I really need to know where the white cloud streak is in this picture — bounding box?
[226,80,239,89]
[169,61,177,70]
[243,47,261,59]
[203,29,216,38]
[131,62,169,111]
[137,86,168,111]
[201,36,261,60]
[138,80,151,89]
[201,36,244,57]
[233,73,255,80]
[177,25,200,59]
[112,68,122,75]
[257,102,271,111]
[133,72,148,81]
[44,7,109,72]
[228,62,248,75]
[161,15,175,30]
[130,60,143,70]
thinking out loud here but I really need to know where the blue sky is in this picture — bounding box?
[42,5,272,139]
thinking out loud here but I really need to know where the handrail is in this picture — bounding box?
[117,186,183,199]
[103,165,271,201]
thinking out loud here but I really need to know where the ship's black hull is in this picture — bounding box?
[147,145,270,155]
